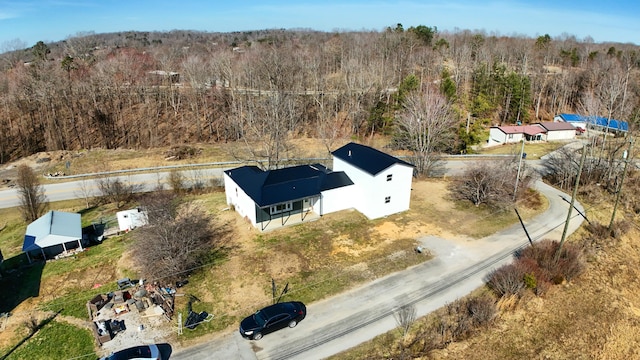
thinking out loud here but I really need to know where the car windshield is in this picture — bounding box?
[254,310,267,326]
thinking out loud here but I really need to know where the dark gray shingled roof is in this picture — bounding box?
[331,142,413,176]
[224,163,353,207]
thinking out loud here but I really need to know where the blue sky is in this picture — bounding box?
[0,0,638,49]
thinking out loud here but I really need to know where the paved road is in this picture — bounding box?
[0,168,228,209]
[170,181,583,360]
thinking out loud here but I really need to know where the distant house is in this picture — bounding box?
[488,122,576,147]
[537,122,577,141]
[223,142,414,230]
[588,116,628,133]
[148,70,180,85]
[116,208,148,232]
[554,113,588,131]
[554,113,628,134]
[332,142,414,220]
[23,211,83,263]
[488,125,545,146]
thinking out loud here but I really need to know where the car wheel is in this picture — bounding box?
[288,320,298,328]
[253,332,263,340]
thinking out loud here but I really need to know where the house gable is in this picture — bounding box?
[332,142,413,176]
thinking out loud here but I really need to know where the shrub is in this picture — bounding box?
[486,263,526,297]
[523,272,537,289]
[465,294,497,327]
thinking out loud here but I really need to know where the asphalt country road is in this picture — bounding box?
[0,168,228,209]
[170,181,583,360]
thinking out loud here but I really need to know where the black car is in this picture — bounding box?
[99,344,161,360]
[239,301,306,340]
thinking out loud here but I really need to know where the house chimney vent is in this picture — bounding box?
[348,150,352,157]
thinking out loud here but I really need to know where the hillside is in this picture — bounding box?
[0,28,638,168]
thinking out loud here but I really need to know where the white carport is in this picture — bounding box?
[22,211,82,263]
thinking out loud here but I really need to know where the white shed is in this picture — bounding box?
[116,208,148,232]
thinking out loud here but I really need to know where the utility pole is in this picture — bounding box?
[555,144,586,263]
[609,137,634,230]
[513,139,525,201]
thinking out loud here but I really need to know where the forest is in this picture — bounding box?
[0,25,638,171]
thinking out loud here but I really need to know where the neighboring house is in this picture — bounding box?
[537,122,578,141]
[22,211,83,263]
[224,142,415,230]
[554,113,588,130]
[224,163,354,231]
[554,113,628,134]
[116,208,148,232]
[488,125,545,146]
[332,142,414,220]
[148,70,180,84]
[588,116,628,133]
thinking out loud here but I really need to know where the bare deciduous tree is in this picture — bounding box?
[73,179,95,209]
[16,164,48,222]
[395,86,457,176]
[167,170,185,194]
[451,158,534,209]
[95,176,142,209]
[132,192,231,281]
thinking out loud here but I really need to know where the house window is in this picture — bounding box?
[270,202,292,215]
[508,134,513,139]
[386,174,393,182]
[385,196,391,204]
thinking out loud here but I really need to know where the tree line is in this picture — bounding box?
[0,26,638,171]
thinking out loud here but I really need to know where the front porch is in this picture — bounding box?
[257,210,322,232]
[256,196,322,232]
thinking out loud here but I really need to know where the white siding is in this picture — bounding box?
[545,130,576,141]
[116,209,148,232]
[489,128,524,146]
[223,173,257,226]
[333,158,413,219]
[320,184,356,215]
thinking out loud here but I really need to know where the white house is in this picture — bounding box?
[223,142,414,230]
[23,211,83,262]
[488,125,545,146]
[331,142,414,220]
[537,122,577,141]
[224,163,354,230]
[116,208,148,232]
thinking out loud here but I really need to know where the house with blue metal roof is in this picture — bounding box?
[23,210,83,262]
[224,142,414,230]
[554,113,628,133]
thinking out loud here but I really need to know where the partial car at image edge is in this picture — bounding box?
[99,344,162,360]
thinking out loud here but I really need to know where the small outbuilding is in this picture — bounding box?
[116,208,148,232]
[22,211,83,263]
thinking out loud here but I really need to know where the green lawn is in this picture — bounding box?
[2,319,96,360]
[477,141,568,159]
